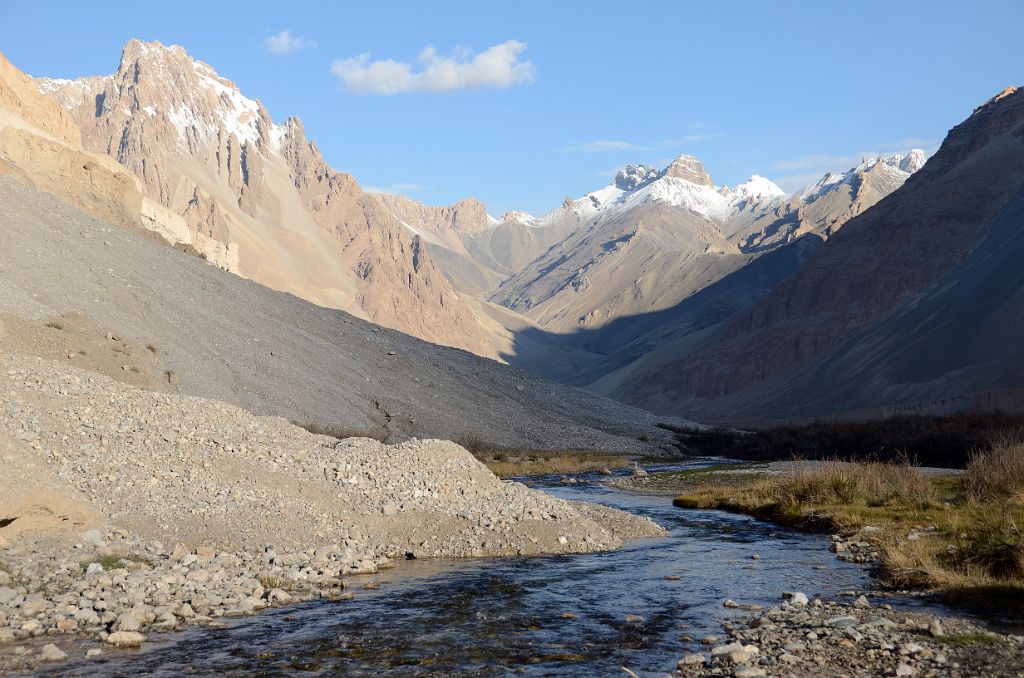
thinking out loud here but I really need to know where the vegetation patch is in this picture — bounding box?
[81,553,149,571]
[667,411,1024,468]
[473,450,631,478]
[672,444,1024,616]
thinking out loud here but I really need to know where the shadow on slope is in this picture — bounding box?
[498,235,822,386]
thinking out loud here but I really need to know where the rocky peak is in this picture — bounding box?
[661,154,714,186]
[614,164,660,191]
[500,210,536,223]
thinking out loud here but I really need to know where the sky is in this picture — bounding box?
[2,1,1022,215]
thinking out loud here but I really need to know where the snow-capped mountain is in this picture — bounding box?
[36,39,502,358]
[532,154,786,225]
[799,149,927,203]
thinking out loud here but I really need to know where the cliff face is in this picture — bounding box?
[38,40,499,357]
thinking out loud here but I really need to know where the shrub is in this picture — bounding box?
[964,437,1024,502]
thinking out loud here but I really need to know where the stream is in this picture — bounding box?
[47,461,938,676]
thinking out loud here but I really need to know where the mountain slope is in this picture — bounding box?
[618,87,1024,422]
[37,40,499,357]
[0,174,688,452]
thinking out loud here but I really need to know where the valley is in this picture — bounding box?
[0,13,1023,677]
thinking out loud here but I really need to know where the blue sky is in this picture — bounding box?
[2,1,1022,215]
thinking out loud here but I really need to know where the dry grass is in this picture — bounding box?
[964,436,1024,502]
[474,450,631,478]
[673,448,1024,615]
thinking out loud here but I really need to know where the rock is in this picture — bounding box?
[724,599,739,608]
[853,594,870,608]
[630,463,648,477]
[928,619,944,637]
[625,614,644,623]
[896,662,915,677]
[266,588,292,605]
[677,653,705,668]
[79,529,105,546]
[86,648,103,658]
[115,612,142,632]
[85,562,104,575]
[899,642,923,656]
[701,635,720,645]
[783,591,808,606]
[733,667,766,678]
[824,615,858,628]
[106,631,146,647]
[40,643,67,661]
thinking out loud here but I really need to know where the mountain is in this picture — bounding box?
[485,156,786,333]
[730,150,926,251]
[36,39,501,358]
[615,87,1024,423]
[372,147,925,397]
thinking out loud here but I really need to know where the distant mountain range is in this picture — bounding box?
[5,38,1021,426]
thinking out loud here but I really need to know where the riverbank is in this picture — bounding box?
[658,455,1024,619]
[0,352,664,671]
[673,591,1024,677]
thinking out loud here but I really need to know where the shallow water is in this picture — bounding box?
[49,461,917,676]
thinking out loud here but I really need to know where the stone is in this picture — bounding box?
[625,614,644,623]
[79,529,105,546]
[86,648,103,658]
[40,643,68,661]
[733,668,766,678]
[106,631,146,647]
[928,619,944,637]
[853,594,870,608]
[115,612,142,632]
[783,591,809,606]
[895,663,915,677]
[677,653,705,668]
[824,615,858,628]
[85,562,104,575]
[266,588,292,604]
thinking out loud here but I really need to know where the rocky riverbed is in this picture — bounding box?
[675,591,1024,677]
[0,351,664,672]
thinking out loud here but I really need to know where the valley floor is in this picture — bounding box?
[0,350,663,672]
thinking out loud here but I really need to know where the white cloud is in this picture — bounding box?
[331,40,534,94]
[571,140,651,152]
[264,30,317,54]
[571,132,724,153]
[362,182,428,195]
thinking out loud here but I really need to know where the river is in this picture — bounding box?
[50,461,908,676]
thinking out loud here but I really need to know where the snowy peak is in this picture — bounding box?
[614,164,660,191]
[728,175,786,202]
[800,149,928,203]
[40,39,273,153]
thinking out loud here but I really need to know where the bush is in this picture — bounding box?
[965,437,1024,502]
[673,411,1024,468]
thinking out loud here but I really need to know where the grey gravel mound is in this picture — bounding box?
[0,177,691,452]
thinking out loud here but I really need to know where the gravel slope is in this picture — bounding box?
[0,176,693,452]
